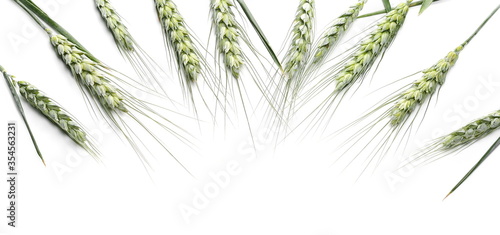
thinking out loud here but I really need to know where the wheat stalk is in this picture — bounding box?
[49,30,195,170]
[442,111,500,149]
[389,3,500,126]
[95,0,134,51]
[412,110,500,169]
[290,1,411,137]
[282,0,365,122]
[155,0,201,83]
[17,80,99,158]
[14,0,198,175]
[95,0,169,93]
[49,28,194,173]
[334,0,411,92]
[390,45,463,126]
[49,30,127,112]
[283,0,315,79]
[331,45,462,175]
[154,0,229,112]
[211,0,244,79]
[332,4,500,177]
[312,0,366,65]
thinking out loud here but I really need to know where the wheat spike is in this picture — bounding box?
[390,45,463,126]
[48,29,195,174]
[155,0,201,83]
[95,0,171,93]
[411,109,500,168]
[95,0,134,51]
[313,0,366,64]
[330,46,464,175]
[283,0,315,79]
[335,0,411,91]
[211,0,244,79]
[49,30,127,112]
[443,111,500,149]
[291,1,410,137]
[17,80,99,158]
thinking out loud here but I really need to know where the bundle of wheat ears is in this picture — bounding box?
[3,0,499,198]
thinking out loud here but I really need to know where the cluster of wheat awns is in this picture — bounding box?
[7,0,500,195]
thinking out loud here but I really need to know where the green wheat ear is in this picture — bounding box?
[49,30,127,112]
[15,0,198,175]
[17,80,100,159]
[390,45,463,126]
[283,0,315,79]
[312,0,366,65]
[404,3,500,166]
[155,0,201,83]
[95,0,134,51]
[329,3,500,179]
[95,0,168,93]
[211,0,245,79]
[442,111,500,149]
[334,1,411,92]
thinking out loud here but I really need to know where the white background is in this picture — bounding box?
[1,0,500,234]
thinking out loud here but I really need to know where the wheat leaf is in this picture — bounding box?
[1,65,46,166]
[236,0,283,72]
[15,0,98,62]
[444,136,500,200]
[419,0,434,15]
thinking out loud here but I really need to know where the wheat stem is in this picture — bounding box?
[357,0,437,18]
[463,4,500,46]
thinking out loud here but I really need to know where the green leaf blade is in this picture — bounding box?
[15,0,98,62]
[236,0,283,73]
[419,0,433,15]
[1,65,46,166]
[382,0,392,12]
[444,136,500,200]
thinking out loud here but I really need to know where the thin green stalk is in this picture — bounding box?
[358,0,439,18]
[463,4,500,46]
[381,0,392,12]
[1,65,45,166]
